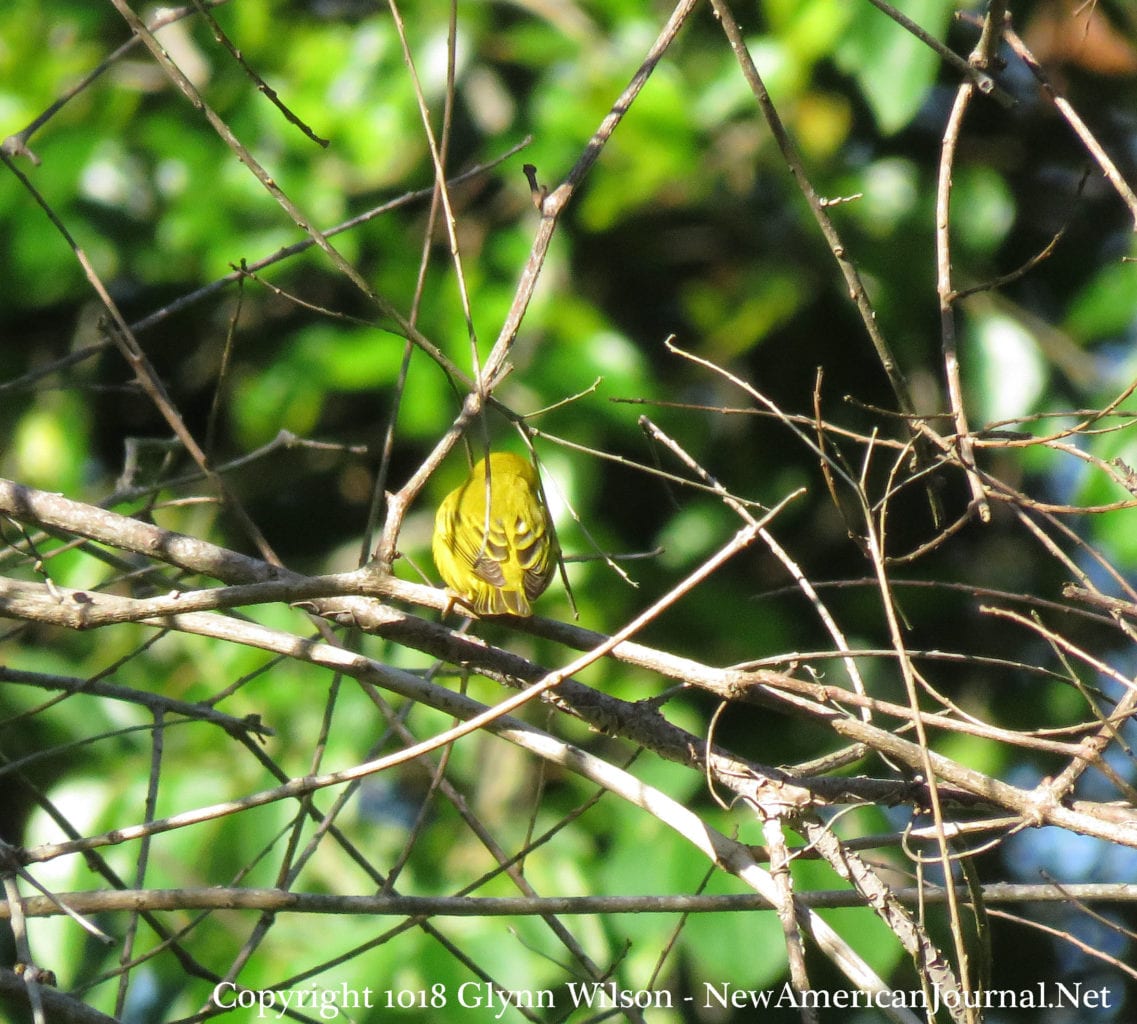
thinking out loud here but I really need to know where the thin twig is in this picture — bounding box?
[935,76,990,521]
[862,0,1013,105]
[373,0,704,567]
[1004,21,1137,227]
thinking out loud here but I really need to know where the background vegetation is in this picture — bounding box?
[2,0,1137,1021]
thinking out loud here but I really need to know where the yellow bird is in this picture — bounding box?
[432,452,558,616]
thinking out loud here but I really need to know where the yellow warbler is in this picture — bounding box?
[432,451,557,616]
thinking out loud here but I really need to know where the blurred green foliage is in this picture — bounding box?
[3,0,1137,1021]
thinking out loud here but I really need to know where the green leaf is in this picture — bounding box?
[965,312,1048,425]
[1065,258,1137,340]
[834,0,956,134]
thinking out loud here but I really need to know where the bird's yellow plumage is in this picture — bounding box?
[432,452,557,616]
